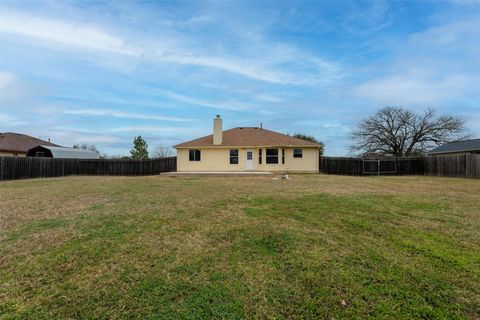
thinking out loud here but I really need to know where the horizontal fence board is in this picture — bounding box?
[0,157,176,181]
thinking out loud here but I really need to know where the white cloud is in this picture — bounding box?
[160,54,291,84]
[0,72,16,90]
[156,89,249,111]
[107,125,205,135]
[352,18,480,106]
[0,11,138,55]
[49,129,124,145]
[156,15,214,28]
[257,94,282,103]
[336,0,393,36]
[0,112,27,126]
[0,10,339,85]
[0,72,42,105]
[409,19,480,49]
[63,109,194,122]
[353,73,471,105]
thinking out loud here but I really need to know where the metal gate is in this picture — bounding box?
[363,159,397,175]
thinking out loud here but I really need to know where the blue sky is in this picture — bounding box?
[0,0,479,156]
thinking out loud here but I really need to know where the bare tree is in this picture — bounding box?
[151,144,174,158]
[73,144,99,153]
[351,107,468,156]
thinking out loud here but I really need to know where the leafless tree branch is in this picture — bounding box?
[151,145,175,158]
[351,107,468,156]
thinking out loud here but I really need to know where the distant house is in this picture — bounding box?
[173,115,321,173]
[428,139,480,156]
[0,132,59,157]
[362,152,389,159]
[27,145,101,159]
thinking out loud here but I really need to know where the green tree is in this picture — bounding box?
[130,136,149,160]
[292,133,325,156]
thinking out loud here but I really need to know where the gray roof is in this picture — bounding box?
[428,139,480,155]
[40,145,101,159]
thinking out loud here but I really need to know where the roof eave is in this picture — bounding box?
[428,148,480,155]
[174,144,321,149]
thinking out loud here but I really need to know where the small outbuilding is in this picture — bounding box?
[27,145,101,159]
[428,139,480,156]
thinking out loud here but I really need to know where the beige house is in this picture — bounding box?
[173,116,321,173]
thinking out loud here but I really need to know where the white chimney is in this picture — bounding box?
[213,115,222,145]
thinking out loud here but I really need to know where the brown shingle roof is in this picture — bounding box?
[174,127,321,148]
[0,132,60,153]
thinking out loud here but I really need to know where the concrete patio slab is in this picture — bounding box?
[161,171,273,176]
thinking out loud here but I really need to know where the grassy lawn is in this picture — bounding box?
[0,175,479,319]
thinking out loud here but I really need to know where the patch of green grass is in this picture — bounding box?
[129,278,245,320]
[251,233,295,256]
[5,217,69,241]
[0,175,479,319]
[233,193,479,319]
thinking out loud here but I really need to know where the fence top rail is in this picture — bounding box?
[320,156,362,160]
[321,156,424,160]
[0,156,176,161]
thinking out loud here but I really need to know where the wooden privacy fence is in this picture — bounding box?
[2,155,479,181]
[320,157,424,176]
[319,157,364,176]
[320,155,479,178]
[0,157,176,181]
[423,154,480,179]
[78,158,176,176]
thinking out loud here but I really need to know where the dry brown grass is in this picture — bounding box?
[1,174,479,319]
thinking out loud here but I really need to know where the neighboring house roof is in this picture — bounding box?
[0,132,59,153]
[174,127,321,148]
[428,139,480,155]
[362,152,388,159]
[29,145,101,159]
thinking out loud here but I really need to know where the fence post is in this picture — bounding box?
[0,157,4,181]
[466,155,470,179]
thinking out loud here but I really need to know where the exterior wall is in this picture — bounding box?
[0,151,26,157]
[176,147,319,172]
[177,148,248,171]
[261,147,319,172]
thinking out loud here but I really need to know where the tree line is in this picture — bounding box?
[73,106,468,160]
[72,137,174,160]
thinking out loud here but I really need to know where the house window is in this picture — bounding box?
[293,148,303,158]
[259,149,262,164]
[230,149,239,164]
[189,149,201,161]
[36,151,45,157]
[266,148,278,164]
[282,148,285,164]
[12,153,18,156]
